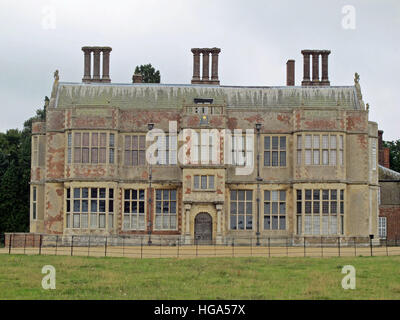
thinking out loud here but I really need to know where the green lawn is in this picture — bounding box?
[0,254,399,299]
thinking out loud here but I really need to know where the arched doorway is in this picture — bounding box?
[194,213,212,244]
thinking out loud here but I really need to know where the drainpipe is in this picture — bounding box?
[255,123,262,246]
[148,123,155,245]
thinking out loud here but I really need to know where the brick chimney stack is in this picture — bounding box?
[132,73,143,83]
[191,47,221,85]
[286,60,295,86]
[301,49,330,86]
[378,130,390,169]
[82,46,112,83]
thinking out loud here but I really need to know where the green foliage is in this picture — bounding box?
[384,139,400,173]
[134,64,161,83]
[0,97,48,233]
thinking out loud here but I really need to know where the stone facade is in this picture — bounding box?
[29,47,381,243]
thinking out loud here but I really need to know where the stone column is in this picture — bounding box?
[211,47,221,83]
[92,48,101,81]
[184,203,192,244]
[321,50,331,85]
[216,204,223,244]
[312,52,320,83]
[82,47,92,82]
[202,49,210,81]
[102,47,112,83]
[191,48,201,82]
[301,50,311,85]
[286,59,295,86]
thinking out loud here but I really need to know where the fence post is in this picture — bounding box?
[122,236,125,257]
[303,237,306,258]
[177,238,179,258]
[338,237,341,257]
[71,235,74,256]
[105,236,108,257]
[24,234,27,255]
[55,235,58,256]
[39,235,43,255]
[88,235,91,257]
[8,234,12,254]
[232,238,234,258]
[196,239,198,257]
[250,237,253,257]
[268,237,271,258]
[370,236,373,257]
[159,236,162,258]
[354,237,357,256]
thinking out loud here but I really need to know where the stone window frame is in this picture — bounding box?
[65,186,114,230]
[229,190,253,230]
[378,216,387,239]
[230,133,254,167]
[193,174,215,191]
[66,131,116,165]
[32,136,39,167]
[155,134,177,166]
[154,189,178,230]
[263,190,286,230]
[296,188,345,235]
[124,134,146,166]
[263,135,287,167]
[190,130,220,165]
[123,189,146,230]
[32,186,37,220]
[296,133,344,166]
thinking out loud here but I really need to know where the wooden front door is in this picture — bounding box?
[194,213,212,244]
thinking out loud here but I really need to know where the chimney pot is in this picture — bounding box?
[132,73,143,83]
[81,46,112,83]
[286,60,295,86]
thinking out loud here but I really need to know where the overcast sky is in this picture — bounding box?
[0,0,399,140]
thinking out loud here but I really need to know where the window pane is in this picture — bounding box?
[279,216,286,230]
[230,215,237,229]
[280,151,286,166]
[297,135,302,149]
[208,176,215,189]
[313,135,319,148]
[272,151,278,166]
[238,215,244,230]
[238,191,245,201]
[313,150,319,165]
[272,216,278,230]
[264,136,270,150]
[201,175,207,189]
[91,200,97,212]
[264,216,270,230]
[272,137,279,149]
[280,137,286,150]
[279,202,285,214]
[305,135,312,148]
[305,150,312,165]
[264,151,270,166]
[230,190,237,201]
[264,190,270,201]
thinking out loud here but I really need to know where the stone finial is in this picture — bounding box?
[53,70,59,81]
[366,103,370,111]
[354,72,365,109]
[354,72,360,84]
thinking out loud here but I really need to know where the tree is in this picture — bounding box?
[0,96,48,234]
[384,139,400,173]
[134,64,161,83]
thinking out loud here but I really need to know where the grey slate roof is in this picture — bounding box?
[54,82,361,110]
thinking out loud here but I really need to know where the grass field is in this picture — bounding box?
[0,254,400,299]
